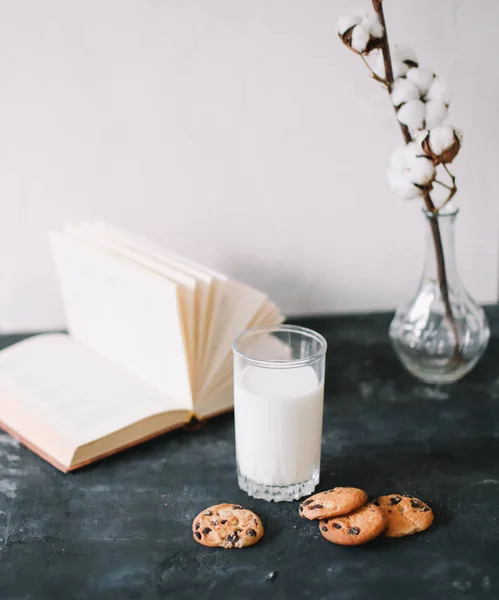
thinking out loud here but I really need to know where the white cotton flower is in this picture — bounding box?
[389,145,412,170]
[389,144,414,170]
[365,13,383,38]
[337,12,364,35]
[414,129,429,145]
[387,142,436,199]
[406,68,435,95]
[425,100,448,129]
[397,99,426,130]
[393,44,418,65]
[427,77,452,104]
[387,168,422,199]
[422,125,461,164]
[351,24,370,53]
[391,78,420,107]
[392,60,409,79]
[375,44,418,78]
[428,125,455,156]
[409,152,437,184]
[337,10,382,54]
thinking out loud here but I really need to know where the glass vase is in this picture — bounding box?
[389,207,490,384]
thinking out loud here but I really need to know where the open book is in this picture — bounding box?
[0,223,283,472]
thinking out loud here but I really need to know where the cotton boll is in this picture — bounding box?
[337,12,363,35]
[425,100,448,129]
[392,44,418,66]
[428,125,455,156]
[404,142,426,163]
[414,129,429,146]
[397,99,426,130]
[387,168,422,199]
[390,146,410,170]
[410,156,436,186]
[406,68,434,95]
[390,143,421,169]
[392,61,410,79]
[422,125,461,164]
[364,13,384,38]
[374,44,418,78]
[351,24,370,52]
[391,78,420,107]
[427,77,452,104]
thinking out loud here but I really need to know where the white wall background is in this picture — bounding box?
[0,0,497,332]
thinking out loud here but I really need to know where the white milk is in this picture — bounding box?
[234,365,324,487]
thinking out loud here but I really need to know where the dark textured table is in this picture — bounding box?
[1,310,499,600]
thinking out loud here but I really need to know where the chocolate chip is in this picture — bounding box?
[232,505,244,510]
[323,519,329,525]
[309,504,323,510]
[221,520,227,524]
[388,509,392,514]
[226,532,239,544]
[411,499,421,509]
[194,531,201,539]
[333,523,342,529]
[348,527,360,535]
[299,506,303,512]
[204,510,213,516]
[303,499,314,506]
[321,526,328,531]
[211,521,218,526]
[422,507,430,512]
[390,496,401,505]
[195,522,200,530]
[247,529,257,537]
[373,500,380,506]
[202,527,212,535]
[254,518,258,524]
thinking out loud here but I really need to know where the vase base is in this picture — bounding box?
[392,351,483,385]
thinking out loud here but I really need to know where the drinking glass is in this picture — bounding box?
[232,324,327,502]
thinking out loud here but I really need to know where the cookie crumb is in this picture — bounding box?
[265,571,278,581]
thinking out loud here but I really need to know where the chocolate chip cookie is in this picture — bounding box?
[374,494,434,538]
[319,503,386,546]
[299,487,368,521]
[192,503,264,548]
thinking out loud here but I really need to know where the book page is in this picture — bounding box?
[200,301,284,399]
[198,280,269,398]
[195,379,233,421]
[0,335,189,466]
[65,224,198,384]
[51,232,192,406]
[85,222,227,399]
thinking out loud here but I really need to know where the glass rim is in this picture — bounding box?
[232,324,327,369]
[422,206,459,219]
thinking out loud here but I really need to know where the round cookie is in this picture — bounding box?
[319,503,386,546]
[192,503,264,549]
[374,494,434,538]
[299,487,368,521]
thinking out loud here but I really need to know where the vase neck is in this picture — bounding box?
[422,209,459,285]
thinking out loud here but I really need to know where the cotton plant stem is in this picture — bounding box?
[438,163,458,209]
[434,179,453,191]
[371,0,462,361]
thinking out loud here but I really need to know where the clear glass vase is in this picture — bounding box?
[389,207,490,384]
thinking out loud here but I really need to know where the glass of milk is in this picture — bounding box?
[232,324,327,502]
